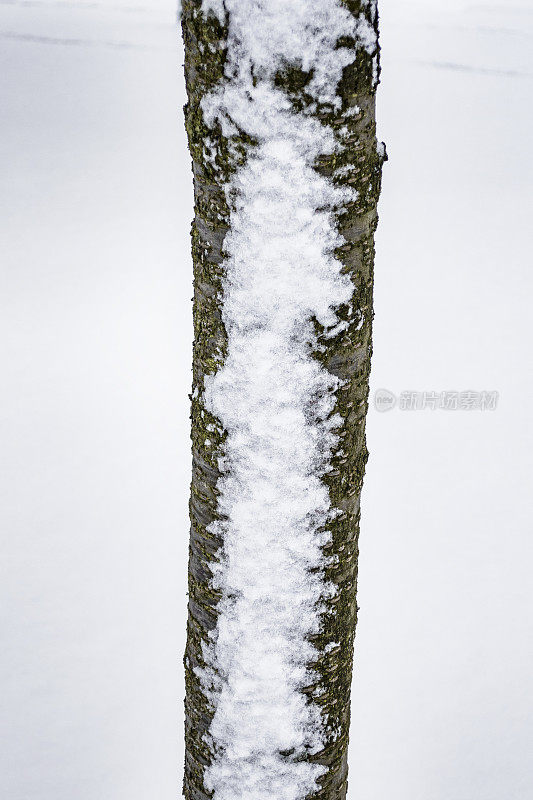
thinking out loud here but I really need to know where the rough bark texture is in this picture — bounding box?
[181,2,384,799]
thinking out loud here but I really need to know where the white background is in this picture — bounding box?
[1,1,532,798]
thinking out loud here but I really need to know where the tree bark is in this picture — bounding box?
[181,2,384,799]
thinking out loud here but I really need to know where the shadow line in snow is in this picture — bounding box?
[467,3,533,15]
[423,22,533,39]
[0,0,154,11]
[0,30,176,50]
[418,59,531,78]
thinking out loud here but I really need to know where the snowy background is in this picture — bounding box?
[1,1,532,798]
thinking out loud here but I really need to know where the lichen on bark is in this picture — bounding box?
[181,2,385,798]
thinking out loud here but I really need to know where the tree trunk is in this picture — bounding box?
[181,2,384,799]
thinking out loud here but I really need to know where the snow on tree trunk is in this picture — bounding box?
[181,2,384,799]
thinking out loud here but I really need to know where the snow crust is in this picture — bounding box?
[197,2,374,799]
